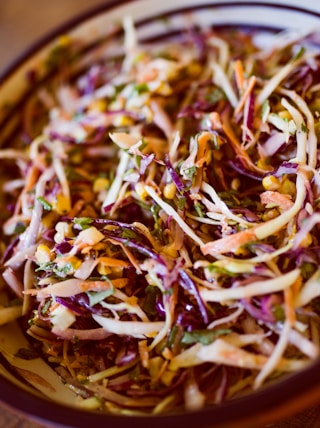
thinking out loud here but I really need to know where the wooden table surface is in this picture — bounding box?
[0,1,320,427]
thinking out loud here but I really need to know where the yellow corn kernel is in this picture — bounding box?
[188,62,202,77]
[97,264,112,276]
[163,182,176,200]
[113,115,134,127]
[262,208,279,221]
[42,211,58,229]
[234,246,249,256]
[89,99,107,112]
[93,177,109,193]
[54,194,71,215]
[35,244,53,264]
[162,245,178,258]
[135,182,148,200]
[262,175,280,191]
[70,150,82,165]
[257,159,270,170]
[300,232,313,248]
[155,82,172,96]
[280,179,296,196]
[278,110,292,120]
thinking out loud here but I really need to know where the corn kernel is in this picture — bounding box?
[155,82,172,96]
[262,208,279,221]
[97,264,112,275]
[280,179,296,196]
[35,244,53,264]
[93,177,109,193]
[113,115,134,127]
[54,194,71,215]
[257,159,272,170]
[42,211,58,229]
[89,99,107,112]
[234,246,249,256]
[262,175,280,191]
[188,62,202,77]
[135,182,148,200]
[162,245,178,258]
[300,232,313,248]
[278,110,292,120]
[163,182,176,200]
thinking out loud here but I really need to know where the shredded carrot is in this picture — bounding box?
[201,226,258,255]
[260,191,294,211]
[234,59,245,92]
[234,75,256,117]
[284,286,296,326]
[220,109,265,174]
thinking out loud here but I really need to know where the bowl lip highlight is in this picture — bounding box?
[1,0,320,427]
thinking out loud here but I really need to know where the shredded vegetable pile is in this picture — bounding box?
[1,19,320,414]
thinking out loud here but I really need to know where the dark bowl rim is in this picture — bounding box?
[1,0,320,84]
[1,1,320,427]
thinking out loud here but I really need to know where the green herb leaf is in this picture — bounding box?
[290,46,305,63]
[206,88,226,104]
[73,217,94,230]
[133,83,149,95]
[184,165,197,180]
[14,222,27,234]
[142,285,162,317]
[37,196,52,211]
[87,288,114,307]
[182,328,231,346]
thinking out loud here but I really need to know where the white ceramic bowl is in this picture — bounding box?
[0,1,320,427]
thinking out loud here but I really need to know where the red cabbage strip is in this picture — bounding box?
[164,154,188,195]
[179,270,209,324]
[101,231,165,265]
[272,161,298,177]
[92,218,153,246]
[240,298,275,324]
[228,159,266,181]
[0,235,19,264]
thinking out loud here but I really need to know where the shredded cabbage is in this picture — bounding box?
[0,18,320,415]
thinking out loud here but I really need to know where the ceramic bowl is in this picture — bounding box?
[0,1,320,427]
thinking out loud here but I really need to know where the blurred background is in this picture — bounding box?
[0,0,104,71]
